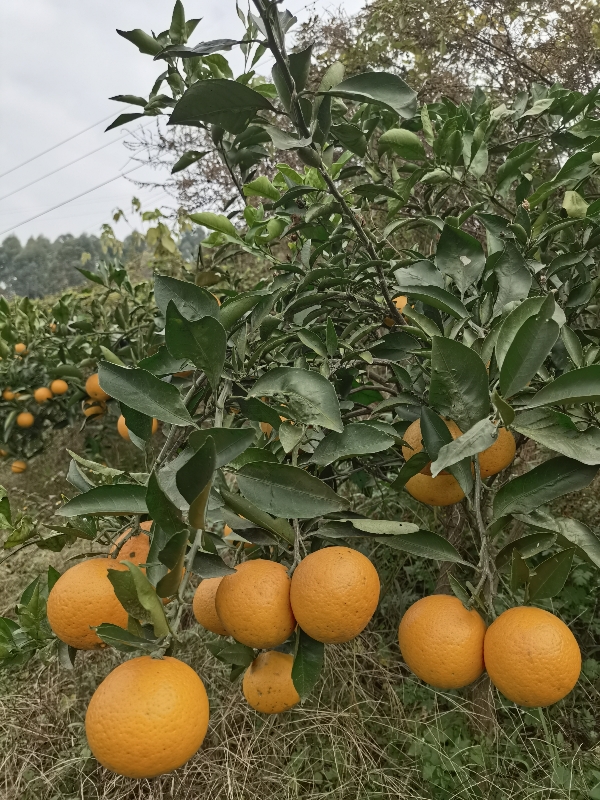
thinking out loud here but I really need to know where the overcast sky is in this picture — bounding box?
[0,0,363,246]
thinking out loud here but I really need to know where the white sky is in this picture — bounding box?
[0,0,364,246]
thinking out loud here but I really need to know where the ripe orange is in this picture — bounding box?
[478,427,516,478]
[404,472,465,506]
[484,606,581,707]
[85,656,209,778]
[398,595,486,689]
[260,421,273,437]
[117,414,159,441]
[290,546,380,643]
[0,448,8,457]
[85,373,110,402]
[193,577,229,636]
[50,379,69,395]
[11,460,27,474]
[110,520,152,565]
[14,343,27,355]
[34,387,53,404]
[46,558,129,649]
[402,418,462,475]
[215,560,296,648]
[2,389,15,401]
[49,322,57,333]
[383,316,395,327]
[83,398,106,418]
[243,651,300,714]
[16,412,34,428]
[394,295,408,311]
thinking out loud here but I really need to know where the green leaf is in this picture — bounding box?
[121,562,170,637]
[237,397,283,430]
[496,532,557,568]
[297,329,327,358]
[510,549,530,591]
[528,549,575,601]
[220,487,295,545]
[99,346,125,366]
[176,438,216,529]
[394,260,444,290]
[311,423,394,466]
[248,367,343,432]
[138,346,192,377]
[553,517,600,568]
[493,456,598,519]
[492,242,532,316]
[495,297,564,370]
[170,79,276,134]
[378,128,426,160]
[431,419,497,477]
[188,211,239,238]
[330,123,367,156]
[420,406,473,494]
[155,536,187,598]
[154,275,220,321]
[146,471,185,535]
[512,408,600,465]
[59,485,148,517]
[278,421,304,454]
[435,225,485,295]
[563,191,588,219]
[374,530,469,564]
[292,628,324,701]
[207,640,255,666]
[243,176,280,201]
[120,404,153,442]
[429,337,489,431]
[116,28,162,55]
[98,362,194,427]
[191,553,236,578]
[561,325,584,368]
[525,365,600,408]
[236,462,347,519]
[341,519,419,535]
[401,285,468,319]
[370,331,422,361]
[165,301,226,391]
[169,0,186,44]
[499,300,560,398]
[171,150,208,174]
[95,623,160,653]
[219,293,263,331]
[492,390,515,427]
[390,452,431,490]
[105,113,144,132]
[324,72,417,119]
[188,427,256,468]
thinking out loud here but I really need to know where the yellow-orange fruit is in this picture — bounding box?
[34,387,53,404]
[215,560,296,648]
[193,577,229,636]
[85,656,209,778]
[83,398,106,418]
[402,418,462,475]
[86,373,110,402]
[11,460,27,474]
[14,343,27,355]
[383,316,395,327]
[404,472,466,506]
[16,412,34,428]
[110,520,152,566]
[243,651,300,714]
[260,421,273,437]
[117,414,159,441]
[394,295,408,311]
[49,323,57,333]
[484,606,581,707]
[174,370,193,378]
[2,389,15,401]
[398,595,486,689]
[50,379,69,395]
[478,427,516,478]
[290,546,380,644]
[46,558,129,650]
[0,448,8,457]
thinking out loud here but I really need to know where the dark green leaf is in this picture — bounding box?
[553,517,600,568]
[171,150,208,173]
[176,438,216,529]
[331,123,367,156]
[378,128,426,160]
[311,423,394,466]
[390,452,431,490]
[369,331,422,361]
[121,562,170,637]
[116,28,162,55]
[220,294,262,330]
[512,408,600,465]
[169,0,186,44]
[429,337,489,431]
[220,488,295,545]
[510,549,530,591]
[292,628,324,701]
[496,532,557,568]
[324,72,417,119]
[146,471,185,535]
[492,242,532,316]
[191,552,236,578]
[169,79,276,134]
[188,427,256,468]
[495,297,564,369]
[156,39,239,59]
[394,260,444,290]
[66,460,93,493]
[138,346,192,376]
[105,113,145,132]
[374,530,470,564]
[436,225,485,295]
[154,274,219,321]
[98,362,194,427]
[165,301,226,391]
[342,519,419,535]
[120,403,153,442]
[493,456,598,519]
[528,549,575,601]
[237,397,282,429]
[95,623,160,653]
[208,640,254,666]
[59,485,148,517]
[492,390,515,427]
[526,365,600,408]
[401,286,469,319]
[431,419,497,477]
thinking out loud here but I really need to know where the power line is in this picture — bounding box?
[0,164,145,237]
[0,109,128,181]
[0,123,152,204]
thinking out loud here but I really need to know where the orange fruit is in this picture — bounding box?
[11,460,27,474]
[478,427,516,478]
[193,577,229,636]
[83,398,106,418]
[404,471,465,506]
[260,421,273,437]
[383,316,395,327]
[85,373,110,402]
[0,448,8,457]
[394,295,408,311]
[484,606,581,707]
[398,595,486,689]
[34,387,53,404]
[49,323,57,333]
[50,379,69,395]
[14,343,27,355]
[215,560,296,648]
[85,656,209,778]
[290,546,380,643]
[117,414,159,441]
[46,558,129,649]
[110,520,152,565]
[402,418,462,475]
[174,370,193,378]
[16,412,34,428]
[2,389,15,401]
[243,651,300,714]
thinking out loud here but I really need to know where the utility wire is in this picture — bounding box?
[0,164,144,237]
[0,122,152,204]
[0,109,128,181]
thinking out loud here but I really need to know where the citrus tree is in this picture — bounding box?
[2,0,600,780]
